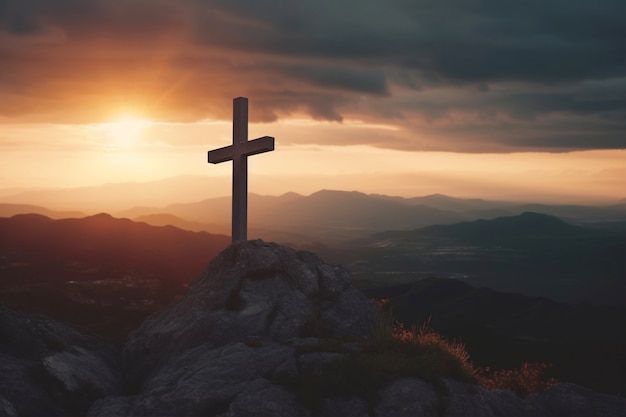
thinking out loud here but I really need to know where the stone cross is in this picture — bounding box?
[208,97,275,242]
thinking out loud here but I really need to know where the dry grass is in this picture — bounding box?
[277,298,556,410]
[369,298,556,397]
[479,362,557,397]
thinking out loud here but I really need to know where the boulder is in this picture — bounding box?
[373,378,439,417]
[123,240,377,386]
[522,383,626,417]
[0,307,122,416]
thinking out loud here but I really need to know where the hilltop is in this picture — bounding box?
[2,240,624,416]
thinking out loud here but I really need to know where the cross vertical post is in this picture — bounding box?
[232,97,248,241]
[208,97,275,242]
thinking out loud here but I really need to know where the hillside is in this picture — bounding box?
[374,212,588,241]
[361,277,625,395]
[325,212,626,305]
[0,203,85,219]
[0,213,230,340]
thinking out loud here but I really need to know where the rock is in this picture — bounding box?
[0,307,122,417]
[4,240,626,417]
[320,396,370,417]
[441,378,524,417]
[42,346,120,397]
[87,396,134,417]
[0,396,17,417]
[374,378,439,417]
[124,240,377,386]
[120,342,297,416]
[298,352,346,375]
[522,382,626,417]
[224,380,310,417]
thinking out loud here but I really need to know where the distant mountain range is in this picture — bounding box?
[1,188,623,305]
[0,203,85,219]
[324,212,625,306]
[373,211,589,241]
[2,182,625,243]
[114,190,626,243]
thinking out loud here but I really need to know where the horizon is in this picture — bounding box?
[1,174,625,215]
[1,1,624,206]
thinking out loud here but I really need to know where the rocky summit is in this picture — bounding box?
[122,239,377,388]
[1,240,625,416]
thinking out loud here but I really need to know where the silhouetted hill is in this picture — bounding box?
[325,212,625,305]
[269,189,463,229]
[511,203,626,222]
[361,278,625,395]
[114,190,626,244]
[0,203,85,219]
[132,213,223,233]
[0,213,229,273]
[376,212,587,242]
[119,190,467,242]
[0,213,230,340]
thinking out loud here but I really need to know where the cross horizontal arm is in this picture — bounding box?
[242,136,275,156]
[208,145,234,164]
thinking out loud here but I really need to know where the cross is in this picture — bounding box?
[208,97,275,242]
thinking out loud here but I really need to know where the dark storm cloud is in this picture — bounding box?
[0,0,624,152]
[197,0,625,83]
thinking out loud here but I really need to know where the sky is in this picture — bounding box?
[1,0,625,203]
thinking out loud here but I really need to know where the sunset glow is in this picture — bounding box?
[0,0,623,207]
[100,115,154,148]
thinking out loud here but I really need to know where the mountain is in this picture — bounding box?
[4,242,624,416]
[361,277,625,395]
[0,203,85,219]
[406,193,511,211]
[132,213,225,233]
[117,190,626,243]
[0,213,230,339]
[119,190,468,243]
[511,203,626,223]
[0,175,232,213]
[325,212,625,305]
[375,212,587,241]
[4,183,625,243]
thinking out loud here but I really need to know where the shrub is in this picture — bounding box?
[277,298,556,410]
[479,362,557,397]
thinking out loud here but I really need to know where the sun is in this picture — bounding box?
[102,114,153,147]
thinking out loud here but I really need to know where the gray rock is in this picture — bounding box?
[522,382,626,417]
[271,356,299,380]
[320,396,369,417]
[125,342,296,416]
[374,378,439,417]
[124,240,376,386]
[225,380,310,417]
[320,288,377,338]
[298,352,346,375]
[88,396,134,417]
[0,396,17,417]
[441,378,523,417]
[317,263,351,298]
[43,346,121,396]
[0,308,122,417]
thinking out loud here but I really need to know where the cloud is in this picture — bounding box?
[0,0,624,152]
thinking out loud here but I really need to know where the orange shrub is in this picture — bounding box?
[479,362,557,397]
